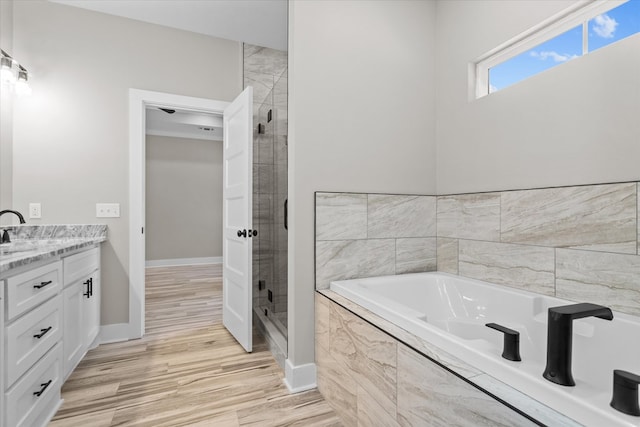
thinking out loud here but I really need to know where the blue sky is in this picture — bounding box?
[490,0,640,92]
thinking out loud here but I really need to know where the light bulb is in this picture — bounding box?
[0,56,16,84]
[15,70,32,96]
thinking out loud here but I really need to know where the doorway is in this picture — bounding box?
[144,107,224,268]
[128,90,231,340]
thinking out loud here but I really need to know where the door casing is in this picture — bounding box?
[128,89,229,339]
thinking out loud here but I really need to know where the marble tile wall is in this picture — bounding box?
[315,192,437,289]
[315,183,640,315]
[437,182,640,317]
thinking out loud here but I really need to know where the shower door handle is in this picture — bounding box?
[284,199,288,230]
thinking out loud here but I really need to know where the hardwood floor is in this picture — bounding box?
[50,264,341,426]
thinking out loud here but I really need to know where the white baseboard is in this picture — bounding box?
[100,323,132,344]
[284,359,317,393]
[145,257,222,268]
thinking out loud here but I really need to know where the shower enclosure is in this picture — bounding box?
[249,54,288,362]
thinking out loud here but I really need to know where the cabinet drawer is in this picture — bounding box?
[63,247,99,287]
[5,343,62,427]
[6,261,62,321]
[6,295,62,387]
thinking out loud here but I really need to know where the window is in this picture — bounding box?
[588,0,640,51]
[476,0,640,97]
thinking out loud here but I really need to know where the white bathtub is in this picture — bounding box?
[330,272,640,427]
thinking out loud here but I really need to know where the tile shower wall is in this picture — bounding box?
[244,44,288,318]
[315,192,437,289]
[437,182,640,317]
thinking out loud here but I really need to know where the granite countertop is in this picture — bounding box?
[0,225,107,274]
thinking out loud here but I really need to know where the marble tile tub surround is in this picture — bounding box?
[315,292,577,427]
[316,182,640,316]
[315,192,437,289]
[437,182,640,317]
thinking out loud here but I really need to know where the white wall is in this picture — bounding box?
[11,1,241,325]
[289,0,437,368]
[145,135,223,261]
[436,0,640,194]
[0,0,13,222]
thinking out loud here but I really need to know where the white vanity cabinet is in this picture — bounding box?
[2,244,102,427]
[2,260,63,427]
[62,246,100,379]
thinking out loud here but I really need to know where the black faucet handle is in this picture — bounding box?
[611,370,640,416]
[1,229,10,243]
[486,323,521,362]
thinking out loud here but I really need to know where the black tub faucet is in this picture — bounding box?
[0,209,26,224]
[543,303,613,386]
[486,323,521,362]
[611,370,640,416]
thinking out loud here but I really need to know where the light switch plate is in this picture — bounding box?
[29,203,41,219]
[96,203,120,218]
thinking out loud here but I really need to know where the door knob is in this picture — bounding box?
[237,229,247,238]
[248,229,258,237]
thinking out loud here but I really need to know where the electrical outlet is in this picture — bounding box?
[29,203,41,219]
[96,203,120,218]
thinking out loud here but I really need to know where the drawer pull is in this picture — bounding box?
[84,277,93,298]
[33,380,52,397]
[33,326,53,339]
[33,280,53,289]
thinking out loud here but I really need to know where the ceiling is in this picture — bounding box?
[146,108,223,142]
[49,0,288,51]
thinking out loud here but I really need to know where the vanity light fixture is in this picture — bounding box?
[0,53,15,84]
[1,49,31,95]
[15,67,32,96]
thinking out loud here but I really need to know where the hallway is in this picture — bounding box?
[49,264,340,426]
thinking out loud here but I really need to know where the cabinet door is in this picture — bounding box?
[83,271,100,349]
[63,282,84,379]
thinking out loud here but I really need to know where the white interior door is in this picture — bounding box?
[222,86,253,352]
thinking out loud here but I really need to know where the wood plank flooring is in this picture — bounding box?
[50,264,341,426]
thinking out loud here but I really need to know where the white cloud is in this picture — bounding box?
[530,50,578,63]
[489,84,498,93]
[593,14,618,38]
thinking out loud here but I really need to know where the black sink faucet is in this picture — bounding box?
[543,303,613,386]
[0,209,26,224]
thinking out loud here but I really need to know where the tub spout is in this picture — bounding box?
[543,303,613,386]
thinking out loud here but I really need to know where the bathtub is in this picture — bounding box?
[330,272,640,427]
